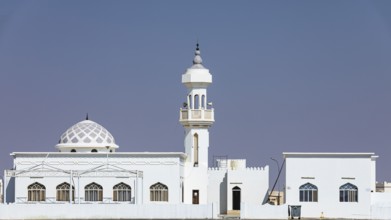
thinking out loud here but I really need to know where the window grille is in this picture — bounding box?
[56,182,74,201]
[28,182,46,202]
[299,182,318,202]
[150,182,168,202]
[113,182,131,202]
[340,183,358,202]
[85,182,103,201]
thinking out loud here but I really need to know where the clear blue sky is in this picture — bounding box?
[0,1,391,186]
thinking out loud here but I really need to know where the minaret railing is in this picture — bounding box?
[179,109,214,121]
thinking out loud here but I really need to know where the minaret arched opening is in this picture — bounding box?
[194,95,200,109]
[194,133,199,167]
[188,95,193,109]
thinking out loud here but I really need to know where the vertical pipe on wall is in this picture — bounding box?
[78,176,80,204]
[70,170,73,204]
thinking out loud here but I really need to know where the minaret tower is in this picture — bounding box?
[180,44,214,204]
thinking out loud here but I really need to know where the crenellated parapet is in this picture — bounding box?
[208,166,268,171]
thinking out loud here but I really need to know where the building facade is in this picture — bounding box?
[2,45,269,217]
[284,152,377,219]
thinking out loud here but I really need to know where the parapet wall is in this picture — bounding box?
[0,203,217,219]
[208,166,268,171]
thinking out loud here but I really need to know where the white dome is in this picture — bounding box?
[56,119,119,152]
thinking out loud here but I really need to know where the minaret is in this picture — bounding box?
[180,44,214,204]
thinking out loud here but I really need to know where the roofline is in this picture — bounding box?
[283,152,376,158]
[11,152,187,159]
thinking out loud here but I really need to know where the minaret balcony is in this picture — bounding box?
[179,108,214,126]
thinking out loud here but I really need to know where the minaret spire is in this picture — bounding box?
[192,42,204,68]
[86,113,89,120]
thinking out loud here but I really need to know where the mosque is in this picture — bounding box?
[2,44,269,218]
[1,45,390,220]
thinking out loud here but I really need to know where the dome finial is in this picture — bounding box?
[192,42,203,67]
[86,113,89,120]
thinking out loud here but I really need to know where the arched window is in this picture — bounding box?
[150,182,168,202]
[113,182,131,202]
[85,182,103,202]
[193,133,199,166]
[71,149,76,152]
[28,182,46,202]
[56,182,74,201]
[91,149,97,153]
[201,95,205,109]
[340,183,358,202]
[299,183,318,202]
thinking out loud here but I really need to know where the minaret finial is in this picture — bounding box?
[86,113,89,120]
[192,42,203,67]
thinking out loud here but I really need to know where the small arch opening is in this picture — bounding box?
[71,149,76,153]
[194,95,200,109]
[189,95,193,109]
[91,149,98,153]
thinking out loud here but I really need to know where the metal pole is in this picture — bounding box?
[70,170,73,204]
[136,172,139,204]
[134,178,137,204]
[269,158,283,204]
[271,158,280,205]
[78,176,80,204]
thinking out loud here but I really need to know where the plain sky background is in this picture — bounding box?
[0,1,391,189]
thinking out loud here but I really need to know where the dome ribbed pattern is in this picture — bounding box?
[58,120,115,146]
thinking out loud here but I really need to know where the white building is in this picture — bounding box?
[284,152,378,219]
[2,44,268,219]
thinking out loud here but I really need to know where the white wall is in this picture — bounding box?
[208,166,269,215]
[371,193,391,220]
[285,154,375,219]
[9,154,184,205]
[226,166,269,211]
[241,203,288,219]
[207,168,227,214]
[0,203,217,219]
[183,128,209,205]
[371,156,377,192]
